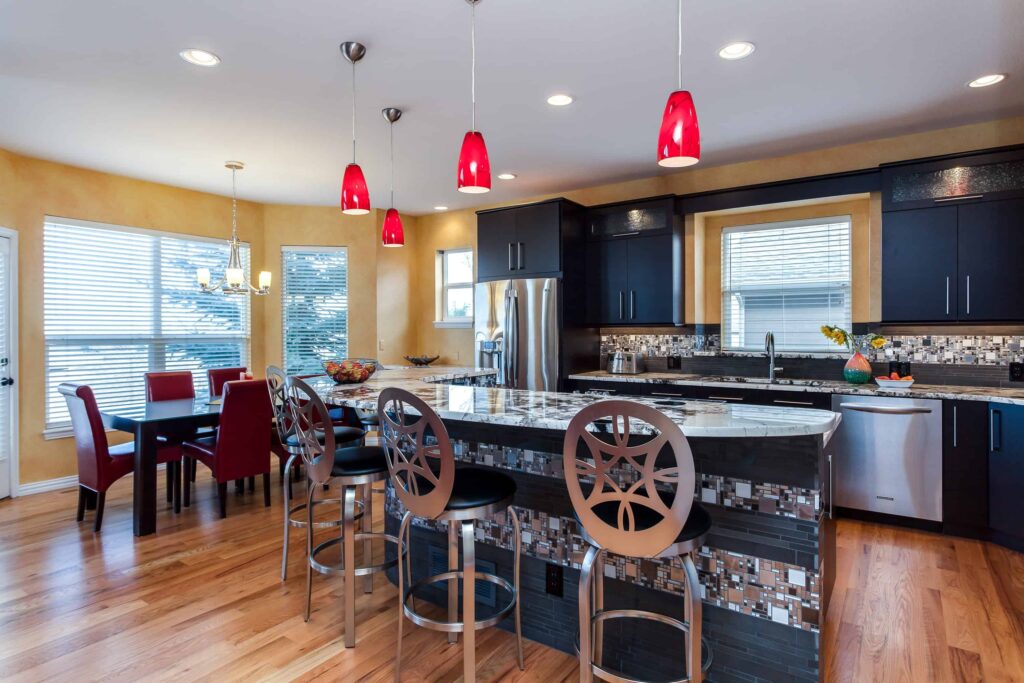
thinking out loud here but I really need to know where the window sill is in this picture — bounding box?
[44,426,120,440]
[433,320,472,329]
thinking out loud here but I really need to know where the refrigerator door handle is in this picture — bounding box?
[504,286,519,388]
[541,282,553,391]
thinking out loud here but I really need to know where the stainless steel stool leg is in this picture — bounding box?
[303,482,316,622]
[281,454,297,581]
[578,545,599,683]
[510,507,525,670]
[448,520,459,645]
[395,511,412,683]
[593,548,605,668]
[363,483,374,593]
[682,553,702,683]
[461,520,476,683]
[343,485,357,648]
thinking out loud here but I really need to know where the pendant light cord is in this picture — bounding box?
[677,0,683,90]
[351,61,358,162]
[231,167,238,240]
[389,120,395,207]
[471,0,477,131]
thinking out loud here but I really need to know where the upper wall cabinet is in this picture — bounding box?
[476,199,584,282]
[881,147,1024,212]
[586,196,675,239]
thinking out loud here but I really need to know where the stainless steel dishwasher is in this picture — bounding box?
[829,394,943,522]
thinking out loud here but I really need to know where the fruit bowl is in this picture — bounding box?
[323,358,378,384]
[875,376,915,391]
[404,355,440,367]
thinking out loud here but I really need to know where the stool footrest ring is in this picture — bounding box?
[309,531,401,577]
[287,497,363,529]
[401,570,517,633]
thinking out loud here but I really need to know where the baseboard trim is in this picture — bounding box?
[16,474,79,496]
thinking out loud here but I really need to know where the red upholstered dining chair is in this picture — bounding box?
[182,379,273,518]
[144,370,195,500]
[207,367,248,397]
[59,383,184,532]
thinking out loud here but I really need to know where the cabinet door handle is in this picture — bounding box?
[966,275,971,315]
[945,276,950,316]
[517,242,524,270]
[774,399,815,406]
[934,194,983,203]
[828,454,834,520]
[651,391,684,397]
[612,231,640,238]
[618,291,624,320]
[629,291,636,320]
[508,243,514,271]
[991,409,1002,452]
[707,395,744,402]
[953,405,958,448]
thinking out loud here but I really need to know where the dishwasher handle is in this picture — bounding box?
[838,403,933,415]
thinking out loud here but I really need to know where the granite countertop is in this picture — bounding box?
[306,365,840,439]
[570,370,1024,406]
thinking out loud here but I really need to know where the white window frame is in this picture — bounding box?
[721,215,852,355]
[435,248,474,328]
[42,216,252,438]
[280,245,349,375]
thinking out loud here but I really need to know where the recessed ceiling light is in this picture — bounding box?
[497,173,517,180]
[546,94,574,106]
[434,206,448,211]
[718,42,755,60]
[179,48,221,67]
[967,73,1006,88]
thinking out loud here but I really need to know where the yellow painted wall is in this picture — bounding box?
[2,149,268,484]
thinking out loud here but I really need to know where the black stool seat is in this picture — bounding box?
[285,425,365,449]
[577,500,712,544]
[447,467,517,511]
[332,445,389,477]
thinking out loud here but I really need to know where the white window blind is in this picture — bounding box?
[282,247,349,375]
[441,249,473,321]
[722,216,851,353]
[43,218,251,431]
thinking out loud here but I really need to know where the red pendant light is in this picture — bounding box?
[657,0,700,168]
[340,42,371,214]
[457,0,491,193]
[381,107,405,247]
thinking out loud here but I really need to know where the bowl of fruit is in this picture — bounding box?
[875,371,914,391]
[323,358,378,385]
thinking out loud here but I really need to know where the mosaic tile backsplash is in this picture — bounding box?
[602,333,1024,365]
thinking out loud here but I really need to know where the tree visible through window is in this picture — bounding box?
[281,247,349,375]
[442,249,473,321]
[721,216,852,353]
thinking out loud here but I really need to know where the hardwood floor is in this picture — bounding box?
[1,471,1021,682]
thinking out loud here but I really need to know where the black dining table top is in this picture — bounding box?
[100,397,223,431]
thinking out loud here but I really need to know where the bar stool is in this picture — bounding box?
[564,399,712,683]
[285,376,400,647]
[267,366,364,581]
[378,387,524,683]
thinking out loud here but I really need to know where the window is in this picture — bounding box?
[281,247,348,375]
[440,249,473,323]
[721,216,851,353]
[43,217,251,432]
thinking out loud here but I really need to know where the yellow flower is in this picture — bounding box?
[871,336,886,349]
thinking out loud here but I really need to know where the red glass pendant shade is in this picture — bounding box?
[381,208,404,247]
[657,90,700,168]
[457,130,491,193]
[341,163,370,214]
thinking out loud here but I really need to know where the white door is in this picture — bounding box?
[0,234,14,499]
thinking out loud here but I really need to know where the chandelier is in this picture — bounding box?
[197,161,271,295]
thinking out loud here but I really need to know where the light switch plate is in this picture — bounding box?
[1010,362,1024,382]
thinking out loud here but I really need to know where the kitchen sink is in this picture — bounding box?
[700,375,827,387]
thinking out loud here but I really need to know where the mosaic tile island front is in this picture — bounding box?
[309,366,838,683]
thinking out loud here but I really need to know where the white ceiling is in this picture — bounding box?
[1,0,1022,214]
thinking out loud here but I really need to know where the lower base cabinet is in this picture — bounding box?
[942,401,989,537]
[989,403,1024,552]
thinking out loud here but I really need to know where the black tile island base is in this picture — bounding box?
[310,367,839,683]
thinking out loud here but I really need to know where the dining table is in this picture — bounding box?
[100,396,223,536]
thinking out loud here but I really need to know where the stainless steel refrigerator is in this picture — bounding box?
[474,277,596,392]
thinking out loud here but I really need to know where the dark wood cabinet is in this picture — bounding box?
[586,196,674,239]
[881,207,958,323]
[989,403,1024,552]
[881,147,1024,212]
[942,400,989,537]
[477,199,578,282]
[957,198,1024,322]
[587,235,678,325]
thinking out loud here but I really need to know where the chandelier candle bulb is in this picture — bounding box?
[196,268,211,287]
[258,271,272,289]
[226,268,244,287]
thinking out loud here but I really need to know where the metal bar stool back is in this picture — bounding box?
[564,399,711,683]
[285,376,397,648]
[378,387,524,683]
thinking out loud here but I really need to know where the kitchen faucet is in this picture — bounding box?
[765,331,782,382]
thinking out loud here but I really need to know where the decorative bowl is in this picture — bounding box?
[874,377,915,391]
[404,355,440,367]
[323,358,378,384]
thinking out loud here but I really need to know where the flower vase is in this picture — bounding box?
[843,350,872,384]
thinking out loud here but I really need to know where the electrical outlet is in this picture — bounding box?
[1010,362,1024,382]
[545,563,563,597]
[379,339,384,351]
[454,351,460,361]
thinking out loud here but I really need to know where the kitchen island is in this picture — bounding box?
[309,367,840,683]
